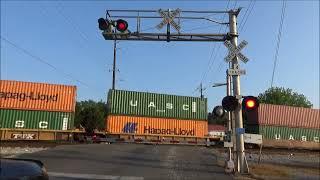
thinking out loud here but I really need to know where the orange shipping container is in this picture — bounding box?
[106,115,208,138]
[0,80,76,112]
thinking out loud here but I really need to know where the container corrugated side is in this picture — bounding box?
[245,104,320,129]
[106,115,208,137]
[107,89,207,120]
[245,125,320,143]
[0,109,74,130]
[0,80,76,112]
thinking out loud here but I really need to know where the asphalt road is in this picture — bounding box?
[18,143,232,180]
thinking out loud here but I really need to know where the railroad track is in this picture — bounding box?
[1,141,319,154]
[0,141,80,148]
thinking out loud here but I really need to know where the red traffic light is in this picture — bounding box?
[98,18,110,31]
[222,96,238,112]
[115,19,128,32]
[242,96,259,111]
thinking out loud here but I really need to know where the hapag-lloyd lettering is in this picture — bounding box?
[0,91,58,102]
[144,126,195,136]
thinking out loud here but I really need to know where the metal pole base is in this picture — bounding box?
[224,159,235,173]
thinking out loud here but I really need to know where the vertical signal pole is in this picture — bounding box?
[229,9,247,173]
[226,72,232,161]
[112,39,117,90]
[167,9,171,42]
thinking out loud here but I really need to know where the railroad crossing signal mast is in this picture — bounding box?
[98,8,249,173]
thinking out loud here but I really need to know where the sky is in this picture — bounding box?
[1,0,319,109]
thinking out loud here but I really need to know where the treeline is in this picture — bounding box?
[74,100,108,134]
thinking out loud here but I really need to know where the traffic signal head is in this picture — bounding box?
[98,18,110,31]
[213,106,225,117]
[242,96,259,111]
[115,19,128,32]
[222,96,238,111]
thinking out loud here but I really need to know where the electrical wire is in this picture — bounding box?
[208,0,254,85]
[54,3,90,43]
[271,0,287,87]
[51,3,112,74]
[0,36,90,87]
[199,0,231,86]
[233,0,238,9]
[238,0,253,31]
[239,0,256,33]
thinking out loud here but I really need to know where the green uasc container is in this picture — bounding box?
[107,89,207,120]
[0,109,74,130]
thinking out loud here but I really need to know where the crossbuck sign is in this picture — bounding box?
[224,40,249,63]
[156,9,181,32]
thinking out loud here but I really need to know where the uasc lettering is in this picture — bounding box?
[274,133,319,143]
[129,100,197,112]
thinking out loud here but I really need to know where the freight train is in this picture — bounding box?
[1,80,319,149]
[104,89,209,145]
[0,80,76,141]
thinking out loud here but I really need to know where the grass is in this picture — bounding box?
[250,163,289,178]
[249,162,320,179]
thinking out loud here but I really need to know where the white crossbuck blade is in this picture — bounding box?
[224,40,249,63]
[156,9,181,32]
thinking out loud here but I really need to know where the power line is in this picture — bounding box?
[239,0,256,33]
[199,0,231,85]
[207,0,254,85]
[49,3,113,80]
[0,36,90,87]
[54,3,90,43]
[233,0,238,9]
[271,0,287,87]
[238,0,253,31]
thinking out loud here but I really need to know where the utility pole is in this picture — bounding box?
[226,71,232,161]
[112,39,117,90]
[200,83,204,99]
[229,9,247,173]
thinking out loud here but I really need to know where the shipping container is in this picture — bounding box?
[245,104,320,129]
[0,80,76,112]
[0,109,74,130]
[106,115,208,137]
[107,89,207,120]
[245,125,320,143]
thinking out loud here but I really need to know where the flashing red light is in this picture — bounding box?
[246,99,255,108]
[116,19,128,32]
[242,96,259,111]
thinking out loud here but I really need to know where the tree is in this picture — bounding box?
[258,87,313,108]
[75,100,108,133]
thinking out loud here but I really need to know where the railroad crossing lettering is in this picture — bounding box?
[156,9,181,32]
[227,68,246,76]
[224,40,249,63]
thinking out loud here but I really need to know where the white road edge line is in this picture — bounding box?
[48,172,144,180]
